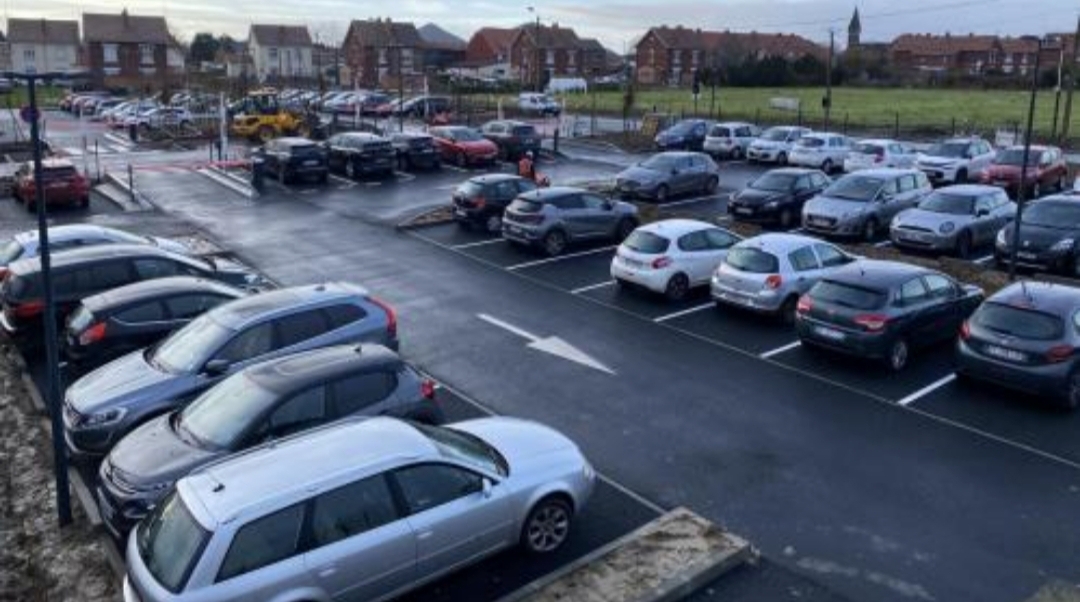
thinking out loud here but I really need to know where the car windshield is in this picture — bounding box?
[810,280,887,310]
[178,372,277,449]
[512,125,537,136]
[926,142,968,158]
[726,247,779,273]
[640,154,678,170]
[137,491,209,594]
[824,176,882,202]
[666,121,696,135]
[622,230,670,254]
[451,129,483,142]
[974,302,1063,340]
[0,239,23,264]
[751,172,797,192]
[761,128,791,141]
[797,137,826,148]
[995,149,1041,166]
[709,126,731,137]
[919,192,974,215]
[149,314,233,374]
[414,423,509,477]
[1023,201,1080,228]
[853,143,886,155]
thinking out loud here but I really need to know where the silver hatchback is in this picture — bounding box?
[890,184,1015,257]
[123,416,595,602]
[502,187,639,256]
[802,168,932,241]
[711,233,859,323]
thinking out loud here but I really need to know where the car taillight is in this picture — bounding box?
[959,320,971,340]
[1046,345,1074,364]
[796,295,812,314]
[854,314,890,332]
[420,378,436,400]
[78,322,107,346]
[474,196,486,209]
[515,213,543,224]
[765,274,783,290]
[12,300,44,319]
[652,256,672,269]
[369,296,397,339]
[0,267,8,280]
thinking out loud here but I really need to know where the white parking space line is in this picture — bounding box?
[394,171,416,182]
[328,174,354,186]
[654,302,714,323]
[506,246,616,271]
[62,147,84,157]
[572,280,616,294]
[760,341,802,359]
[973,255,994,265]
[789,227,807,234]
[443,164,469,173]
[874,240,893,248]
[897,373,957,407]
[105,144,130,154]
[452,238,505,250]
[662,193,725,208]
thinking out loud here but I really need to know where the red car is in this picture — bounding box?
[429,125,499,168]
[12,159,90,212]
[978,144,1068,199]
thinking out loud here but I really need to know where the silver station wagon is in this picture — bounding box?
[124,416,595,602]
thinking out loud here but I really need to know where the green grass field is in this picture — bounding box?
[551,86,1080,141]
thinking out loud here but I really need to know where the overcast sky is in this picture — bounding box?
[9,0,1079,49]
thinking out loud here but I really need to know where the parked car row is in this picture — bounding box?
[0,223,596,602]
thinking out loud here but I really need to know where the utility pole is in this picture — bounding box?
[4,69,71,527]
[535,14,542,92]
[397,45,404,132]
[1060,16,1080,143]
[824,29,834,131]
[1051,43,1064,138]
[1010,40,1044,282]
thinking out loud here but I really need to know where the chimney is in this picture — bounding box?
[122,8,130,28]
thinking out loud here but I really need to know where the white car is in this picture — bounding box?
[746,126,812,165]
[787,132,851,173]
[844,139,916,172]
[915,137,996,185]
[518,92,561,116]
[702,121,760,160]
[611,219,742,300]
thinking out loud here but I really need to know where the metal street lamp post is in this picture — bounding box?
[4,69,72,526]
[528,6,541,92]
[1009,42,1045,281]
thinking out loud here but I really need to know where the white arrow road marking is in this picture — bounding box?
[477,313,615,375]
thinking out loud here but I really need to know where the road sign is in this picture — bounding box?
[19,105,38,123]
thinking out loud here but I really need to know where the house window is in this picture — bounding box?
[691,50,700,66]
[568,50,576,66]
[268,47,278,61]
[378,49,387,66]
[23,48,35,64]
[103,43,119,64]
[140,44,154,66]
[545,49,554,65]
[649,47,655,66]
[671,50,680,67]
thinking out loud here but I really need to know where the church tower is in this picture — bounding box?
[848,7,862,48]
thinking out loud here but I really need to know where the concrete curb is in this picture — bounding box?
[497,507,754,602]
[93,182,142,212]
[196,166,257,199]
[396,205,455,230]
[103,171,153,211]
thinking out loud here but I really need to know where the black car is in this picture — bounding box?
[956,281,1080,408]
[63,276,248,368]
[654,119,710,152]
[261,136,329,184]
[480,120,542,161]
[795,260,984,371]
[994,196,1080,277]
[453,174,538,233]
[389,132,441,171]
[728,168,831,229]
[0,244,260,342]
[324,132,395,179]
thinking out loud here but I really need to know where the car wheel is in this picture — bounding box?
[484,213,502,234]
[955,169,967,184]
[616,218,636,241]
[1056,175,1066,192]
[665,273,690,301]
[278,166,288,184]
[345,160,357,179]
[1066,371,1080,410]
[456,152,467,168]
[655,184,670,203]
[1031,182,1041,199]
[542,229,567,256]
[25,199,36,213]
[955,231,973,259]
[777,152,788,166]
[821,159,834,173]
[862,218,879,243]
[703,176,719,195]
[778,295,798,326]
[778,208,796,230]
[732,147,743,160]
[1072,253,1080,279]
[886,337,909,372]
[80,196,90,209]
[521,496,573,554]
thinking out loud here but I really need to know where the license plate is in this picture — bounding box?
[983,344,1027,363]
[454,208,466,217]
[814,325,846,341]
[1017,252,1037,261]
[903,232,931,242]
[303,160,318,166]
[735,207,753,215]
[506,225,523,235]
[809,217,830,227]
[993,181,1009,187]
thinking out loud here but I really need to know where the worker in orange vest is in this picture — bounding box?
[518,151,536,181]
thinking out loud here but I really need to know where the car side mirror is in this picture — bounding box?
[603,200,615,211]
[671,168,679,175]
[482,478,494,498]
[976,208,990,217]
[203,359,230,376]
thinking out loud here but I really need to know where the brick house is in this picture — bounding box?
[463,27,518,78]
[342,18,425,89]
[508,23,587,88]
[634,25,824,86]
[82,10,179,89]
[248,24,314,83]
[7,19,80,74]
[418,23,466,71]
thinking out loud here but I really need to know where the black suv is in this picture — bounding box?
[261,137,329,184]
[63,276,248,368]
[0,244,260,341]
[480,120,542,161]
[389,132,441,171]
[324,132,395,179]
[453,174,538,233]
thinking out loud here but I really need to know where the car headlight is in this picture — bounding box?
[939,222,956,234]
[996,229,1008,247]
[83,407,127,427]
[582,462,595,481]
[133,480,173,494]
[764,201,779,209]
[1051,238,1076,252]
